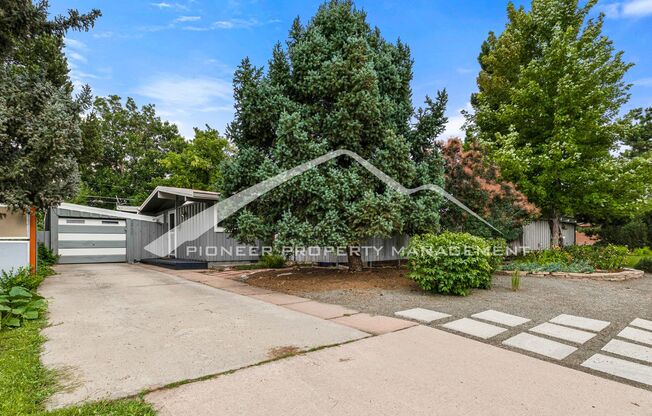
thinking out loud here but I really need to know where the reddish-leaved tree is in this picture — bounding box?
[441,138,539,240]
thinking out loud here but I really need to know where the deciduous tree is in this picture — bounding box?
[468,0,632,246]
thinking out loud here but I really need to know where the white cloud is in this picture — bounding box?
[437,104,471,141]
[151,2,173,8]
[136,76,234,137]
[633,77,652,86]
[67,51,87,63]
[174,15,201,23]
[602,0,652,18]
[64,38,86,50]
[137,76,231,107]
[213,18,259,29]
[623,0,652,16]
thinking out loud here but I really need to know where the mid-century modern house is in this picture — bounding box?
[43,186,259,267]
[41,186,576,268]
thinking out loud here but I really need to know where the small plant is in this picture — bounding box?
[634,257,652,273]
[38,243,58,266]
[1,267,43,291]
[259,254,286,268]
[511,271,521,291]
[0,286,47,330]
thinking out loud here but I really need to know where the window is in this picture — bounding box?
[66,219,85,224]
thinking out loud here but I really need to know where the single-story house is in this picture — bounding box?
[42,186,576,267]
[44,186,259,267]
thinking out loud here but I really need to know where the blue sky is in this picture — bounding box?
[54,0,652,139]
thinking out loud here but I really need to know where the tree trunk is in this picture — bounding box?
[549,215,563,248]
[347,246,364,272]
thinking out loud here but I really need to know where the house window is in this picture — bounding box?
[102,220,119,224]
[66,219,85,224]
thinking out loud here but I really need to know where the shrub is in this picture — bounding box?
[631,247,652,257]
[0,268,43,292]
[566,244,628,270]
[0,286,47,330]
[599,219,649,248]
[406,231,499,296]
[37,243,58,266]
[634,257,652,273]
[259,254,286,268]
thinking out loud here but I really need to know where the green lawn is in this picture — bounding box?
[0,319,155,416]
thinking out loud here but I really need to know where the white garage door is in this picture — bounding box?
[57,218,127,264]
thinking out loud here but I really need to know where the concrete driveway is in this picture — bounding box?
[39,263,367,408]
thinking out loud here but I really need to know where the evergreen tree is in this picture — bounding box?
[468,0,632,246]
[0,1,100,210]
[222,0,447,270]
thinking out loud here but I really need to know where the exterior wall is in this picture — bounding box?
[126,219,166,262]
[514,220,576,252]
[0,207,30,274]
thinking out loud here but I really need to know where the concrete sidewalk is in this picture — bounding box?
[147,325,652,416]
[40,264,367,408]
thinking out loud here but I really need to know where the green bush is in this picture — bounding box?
[38,243,58,266]
[566,244,628,270]
[631,247,652,257]
[0,268,43,292]
[634,257,652,273]
[406,231,500,296]
[259,254,286,268]
[599,219,649,249]
[0,286,47,330]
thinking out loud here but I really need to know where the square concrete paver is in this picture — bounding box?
[582,354,652,386]
[529,322,596,344]
[250,293,311,306]
[602,339,652,364]
[283,301,358,320]
[503,333,577,360]
[394,308,450,324]
[442,318,507,339]
[617,327,652,346]
[549,314,610,332]
[630,318,652,332]
[332,313,417,335]
[471,310,530,327]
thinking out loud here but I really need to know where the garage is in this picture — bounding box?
[44,202,163,264]
[57,217,127,264]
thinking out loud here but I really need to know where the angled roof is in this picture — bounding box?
[138,186,220,215]
[58,203,161,222]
